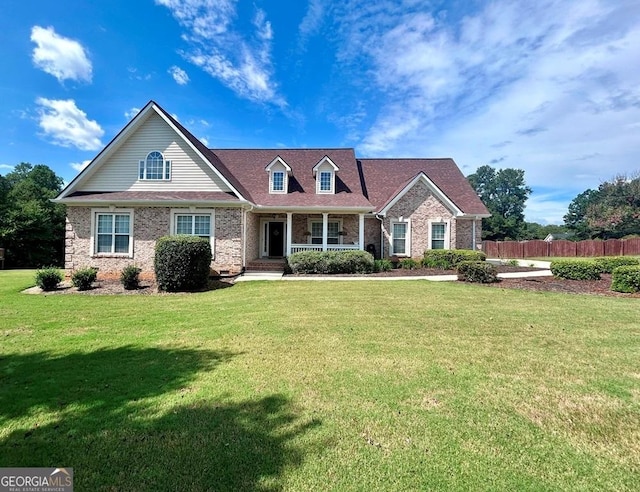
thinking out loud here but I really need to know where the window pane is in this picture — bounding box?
[176,215,192,234]
[320,171,331,191]
[97,234,112,253]
[114,235,129,253]
[272,172,284,191]
[311,222,323,237]
[97,214,112,234]
[432,240,445,250]
[114,215,130,234]
[393,223,406,239]
[164,160,171,180]
[194,216,210,236]
[393,238,406,255]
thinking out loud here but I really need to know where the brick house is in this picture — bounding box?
[55,101,489,276]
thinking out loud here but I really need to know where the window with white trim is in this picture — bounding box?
[391,221,410,256]
[309,220,341,244]
[94,212,132,255]
[431,223,447,249]
[139,151,171,180]
[319,171,332,192]
[174,214,211,238]
[271,171,285,192]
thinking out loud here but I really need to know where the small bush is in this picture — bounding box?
[550,260,600,280]
[611,265,640,293]
[155,235,212,292]
[35,267,63,291]
[288,250,374,274]
[457,261,498,283]
[373,259,393,272]
[399,258,418,270]
[594,256,640,274]
[120,265,142,290]
[422,249,486,270]
[72,267,98,291]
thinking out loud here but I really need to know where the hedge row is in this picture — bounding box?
[593,256,639,273]
[422,249,486,270]
[288,250,374,274]
[550,260,601,280]
[611,265,640,293]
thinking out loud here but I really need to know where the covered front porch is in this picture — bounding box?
[256,211,367,258]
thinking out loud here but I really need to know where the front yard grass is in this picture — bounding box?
[1,270,638,491]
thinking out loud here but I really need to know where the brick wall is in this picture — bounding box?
[65,206,243,278]
[382,180,455,258]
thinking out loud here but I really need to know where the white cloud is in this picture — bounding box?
[125,107,141,120]
[156,0,284,105]
[169,65,190,85]
[70,159,91,172]
[0,164,14,171]
[327,0,640,222]
[35,98,104,151]
[30,26,92,83]
[199,136,210,146]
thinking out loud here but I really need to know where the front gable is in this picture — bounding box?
[58,102,242,200]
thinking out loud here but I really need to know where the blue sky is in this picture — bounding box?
[1,0,639,224]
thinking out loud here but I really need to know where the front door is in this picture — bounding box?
[268,222,284,257]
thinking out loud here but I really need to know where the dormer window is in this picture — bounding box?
[312,156,339,194]
[265,156,291,194]
[139,151,171,180]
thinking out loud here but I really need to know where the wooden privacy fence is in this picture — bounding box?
[482,238,640,258]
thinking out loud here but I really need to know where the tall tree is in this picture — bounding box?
[467,165,532,240]
[0,163,66,267]
[564,174,640,239]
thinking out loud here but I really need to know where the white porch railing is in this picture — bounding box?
[290,243,361,254]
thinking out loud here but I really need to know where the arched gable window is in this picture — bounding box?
[139,151,171,180]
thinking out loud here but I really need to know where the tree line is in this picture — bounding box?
[0,163,66,268]
[468,165,640,241]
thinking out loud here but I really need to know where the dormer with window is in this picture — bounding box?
[139,151,171,180]
[265,156,292,194]
[312,156,339,194]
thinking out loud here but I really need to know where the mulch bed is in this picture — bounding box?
[24,267,638,298]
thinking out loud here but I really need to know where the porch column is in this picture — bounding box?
[286,212,292,256]
[322,213,328,251]
[358,213,365,251]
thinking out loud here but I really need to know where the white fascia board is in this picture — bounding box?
[56,198,252,208]
[265,156,292,173]
[378,173,463,217]
[312,156,339,175]
[253,205,372,213]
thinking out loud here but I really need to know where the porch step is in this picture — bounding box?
[245,259,287,272]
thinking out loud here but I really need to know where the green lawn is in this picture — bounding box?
[1,270,639,491]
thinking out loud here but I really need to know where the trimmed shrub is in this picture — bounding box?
[373,258,393,272]
[594,256,640,274]
[120,265,142,290]
[457,261,498,283]
[399,258,418,270]
[288,250,374,274]
[154,235,212,292]
[611,265,640,293]
[35,267,63,291]
[422,249,486,270]
[72,267,98,291]
[550,260,601,280]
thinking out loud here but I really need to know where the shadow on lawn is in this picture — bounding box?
[0,347,320,491]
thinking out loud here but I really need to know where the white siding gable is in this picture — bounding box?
[78,112,231,192]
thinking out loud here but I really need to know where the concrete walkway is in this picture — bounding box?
[236,259,553,282]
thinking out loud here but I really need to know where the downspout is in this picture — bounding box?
[375,213,385,259]
[472,216,477,251]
